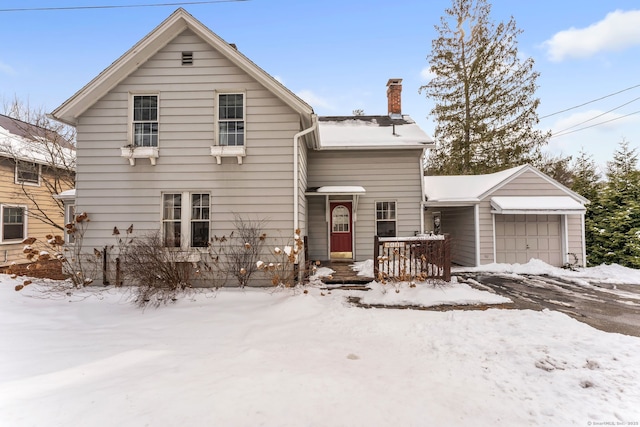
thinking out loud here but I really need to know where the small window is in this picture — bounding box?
[132,95,158,147]
[65,204,76,244]
[1,205,26,242]
[332,205,350,232]
[16,161,40,185]
[376,201,396,237]
[218,93,244,146]
[182,51,193,65]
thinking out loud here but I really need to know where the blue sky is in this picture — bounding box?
[2,0,640,169]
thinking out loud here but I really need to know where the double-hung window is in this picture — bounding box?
[375,201,397,237]
[15,160,40,185]
[190,194,210,247]
[162,192,210,248]
[1,205,26,242]
[218,93,244,146]
[132,95,158,147]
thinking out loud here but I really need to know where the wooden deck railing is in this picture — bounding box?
[373,235,451,282]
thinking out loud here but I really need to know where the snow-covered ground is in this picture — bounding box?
[454,258,640,286]
[1,261,640,426]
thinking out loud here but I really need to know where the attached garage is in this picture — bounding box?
[423,165,588,268]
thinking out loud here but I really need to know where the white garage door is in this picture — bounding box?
[495,214,563,266]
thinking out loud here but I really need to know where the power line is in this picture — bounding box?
[551,110,640,139]
[0,0,248,12]
[550,95,640,135]
[539,83,640,120]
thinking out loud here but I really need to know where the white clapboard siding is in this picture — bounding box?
[74,29,304,255]
[306,149,423,261]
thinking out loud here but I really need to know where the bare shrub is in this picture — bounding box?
[122,231,195,308]
[207,216,266,288]
[107,224,134,286]
[257,229,304,287]
[16,211,100,291]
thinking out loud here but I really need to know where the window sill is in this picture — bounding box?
[120,146,159,166]
[210,146,246,165]
[15,181,41,187]
[0,240,25,245]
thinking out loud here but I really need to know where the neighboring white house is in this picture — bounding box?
[423,164,588,268]
[49,8,434,284]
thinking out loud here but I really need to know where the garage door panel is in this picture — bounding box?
[504,222,516,236]
[537,223,549,236]
[505,238,516,250]
[538,238,549,250]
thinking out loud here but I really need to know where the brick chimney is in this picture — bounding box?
[387,78,403,117]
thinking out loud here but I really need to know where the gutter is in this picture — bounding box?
[293,114,318,232]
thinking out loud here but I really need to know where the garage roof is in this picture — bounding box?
[491,196,586,214]
[424,164,588,206]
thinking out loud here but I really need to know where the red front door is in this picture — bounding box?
[330,202,353,259]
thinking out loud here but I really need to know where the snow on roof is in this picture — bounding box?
[0,116,75,168]
[317,115,434,149]
[54,189,76,200]
[424,165,529,203]
[315,186,366,194]
[491,196,585,213]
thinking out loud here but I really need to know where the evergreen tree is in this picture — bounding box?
[570,150,601,202]
[589,141,640,268]
[535,152,573,188]
[569,150,603,266]
[421,0,549,175]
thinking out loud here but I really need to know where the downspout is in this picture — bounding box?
[293,114,318,232]
[475,203,481,266]
[419,148,426,234]
[581,212,587,267]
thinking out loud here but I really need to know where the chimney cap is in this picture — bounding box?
[387,78,403,86]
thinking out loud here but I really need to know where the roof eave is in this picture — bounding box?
[424,199,480,207]
[317,142,434,151]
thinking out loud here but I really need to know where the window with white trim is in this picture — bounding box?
[218,93,244,146]
[375,201,396,237]
[15,160,40,185]
[1,205,26,242]
[132,95,158,147]
[65,204,76,244]
[162,192,210,248]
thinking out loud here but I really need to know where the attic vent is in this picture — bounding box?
[181,51,193,66]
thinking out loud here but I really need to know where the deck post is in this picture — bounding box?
[373,235,379,279]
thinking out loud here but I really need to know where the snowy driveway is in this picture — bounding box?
[457,271,640,337]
